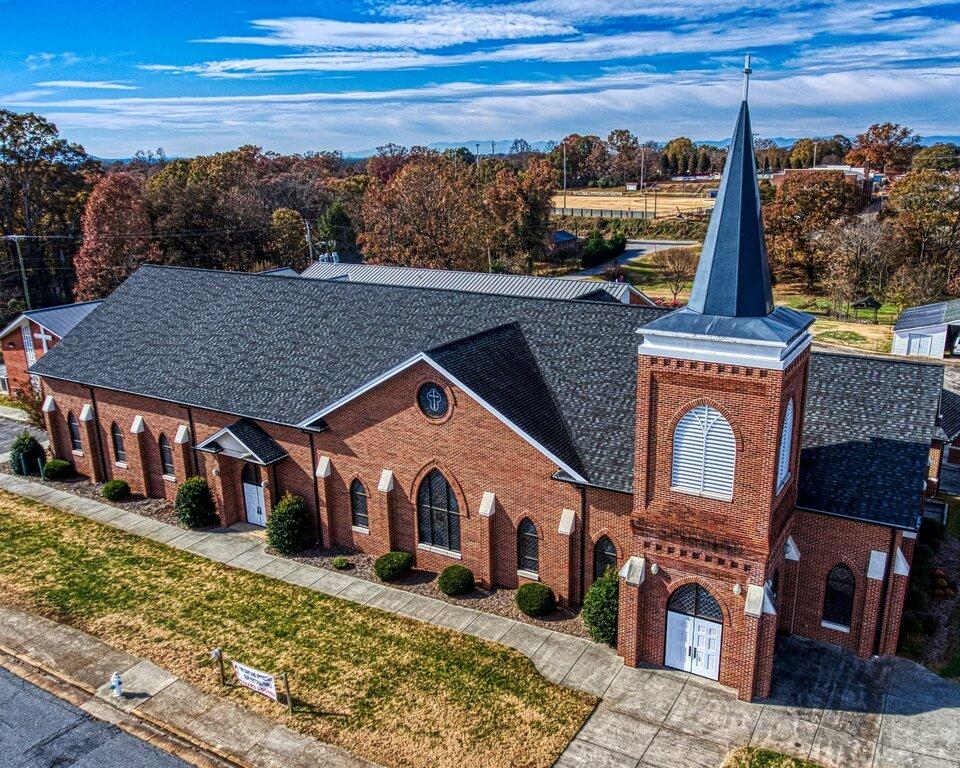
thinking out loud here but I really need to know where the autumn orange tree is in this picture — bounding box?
[74,172,159,300]
[764,171,863,290]
[845,123,920,173]
[360,153,557,274]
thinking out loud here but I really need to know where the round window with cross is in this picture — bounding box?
[417,382,449,419]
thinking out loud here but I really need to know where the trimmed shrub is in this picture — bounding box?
[101,478,131,501]
[438,564,475,596]
[516,582,555,618]
[174,476,219,529]
[266,493,313,555]
[374,551,412,582]
[332,555,350,570]
[10,431,45,475]
[42,458,72,480]
[582,566,619,645]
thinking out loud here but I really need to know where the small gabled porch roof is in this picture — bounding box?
[195,419,288,465]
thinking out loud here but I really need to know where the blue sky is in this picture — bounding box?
[2,0,959,156]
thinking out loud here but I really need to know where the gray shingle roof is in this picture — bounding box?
[300,261,648,305]
[225,419,288,464]
[34,266,658,490]
[894,299,960,332]
[1,301,102,340]
[938,387,960,441]
[798,350,942,529]
[31,266,941,530]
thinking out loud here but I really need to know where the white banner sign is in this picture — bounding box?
[231,660,278,701]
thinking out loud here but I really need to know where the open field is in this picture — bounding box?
[0,491,594,768]
[553,189,715,217]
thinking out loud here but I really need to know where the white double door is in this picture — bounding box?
[665,610,722,680]
[243,479,266,526]
[907,333,933,357]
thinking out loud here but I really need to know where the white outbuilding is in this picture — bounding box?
[892,298,960,359]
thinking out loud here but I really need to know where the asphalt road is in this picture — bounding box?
[567,238,700,276]
[0,666,188,767]
[0,414,45,457]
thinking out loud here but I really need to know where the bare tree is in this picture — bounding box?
[652,246,700,301]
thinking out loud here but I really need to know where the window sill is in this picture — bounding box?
[352,525,370,535]
[71,449,84,457]
[670,486,732,503]
[821,620,850,634]
[115,461,128,469]
[162,474,177,483]
[517,569,539,581]
[417,543,461,560]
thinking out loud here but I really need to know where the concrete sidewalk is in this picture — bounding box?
[0,604,374,768]
[0,472,624,700]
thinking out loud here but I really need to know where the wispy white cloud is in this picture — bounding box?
[197,9,574,50]
[13,65,960,156]
[34,80,138,90]
[24,51,86,70]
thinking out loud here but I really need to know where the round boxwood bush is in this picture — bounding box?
[582,566,619,645]
[331,555,350,570]
[175,476,219,529]
[374,551,413,582]
[438,564,475,596]
[516,582,556,617]
[266,492,313,555]
[10,431,45,475]
[42,458,72,480]
[101,478,131,502]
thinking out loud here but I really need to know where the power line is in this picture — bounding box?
[0,226,269,243]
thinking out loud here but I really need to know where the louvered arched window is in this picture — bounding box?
[671,405,736,500]
[776,400,795,492]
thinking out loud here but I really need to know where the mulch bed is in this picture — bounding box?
[289,546,591,639]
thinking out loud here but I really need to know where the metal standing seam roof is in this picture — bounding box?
[300,261,649,305]
[0,300,102,340]
[30,265,941,530]
[894,299,960,332]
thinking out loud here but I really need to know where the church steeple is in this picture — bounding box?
[688,55,773,319]
[638,57,813,370]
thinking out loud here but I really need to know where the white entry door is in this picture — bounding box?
[242,463,266,526]
[243,481,265,526]
[665,611,722,681]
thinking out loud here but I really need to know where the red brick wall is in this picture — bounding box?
[781,510,907,657]
[2,320,57,395]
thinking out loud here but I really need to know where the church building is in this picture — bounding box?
[30,88,944,701]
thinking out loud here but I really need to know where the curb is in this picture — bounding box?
[0,643,243,768]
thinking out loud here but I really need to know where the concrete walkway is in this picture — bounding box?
[0,473,623,699]
[0,605,373,768]
[557,630,960,768]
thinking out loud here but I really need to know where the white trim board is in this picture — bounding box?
[296,352,588,483]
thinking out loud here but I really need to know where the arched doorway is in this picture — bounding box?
[242,463,265,526]
[664,583,723,680]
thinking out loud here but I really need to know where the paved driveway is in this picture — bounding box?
[564,239,699,277]
[0,414,44,457]
[0,666,187,768]
[558,636,960,768]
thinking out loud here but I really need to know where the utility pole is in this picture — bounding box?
[2,235,32,309]
[475,143,481,166]
[813,141,819,168]
[562,142,568,209]
[640,146,646,191]
[491,140,495,157]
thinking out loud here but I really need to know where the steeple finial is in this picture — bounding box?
[742,53,752,101]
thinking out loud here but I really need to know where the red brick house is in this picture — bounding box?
[30,96,944,701]
[0,301,101,395]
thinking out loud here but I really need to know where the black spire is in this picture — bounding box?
[687,57,773,318]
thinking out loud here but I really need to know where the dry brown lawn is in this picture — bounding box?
[553,190,715,216]
[0,491,595,768]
